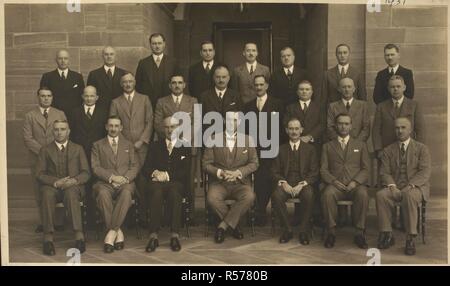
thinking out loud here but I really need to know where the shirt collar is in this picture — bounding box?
[124,90,135,99]
[393,95,404,106]
[342,97,354,106]
[338,63,349,73]
[55,140,68,150]
[104,65,115,73]
[283,65,294,74]
[215,87,227,97]
[388,64,399,74]
[152,53,164,62]
[203,60,214,69]
[399,137,411,150]
[225,131,237,139]
[84,104,95,112]
[57,68,68,77]
[289,140,300,150]
[257,94,268,102]
[172,93,183,101]
[108,135,119,145]
[39,106,50,114]
[246,61,257,73]
[299,99,311,106]
[165,138,178,148]
[338,135,350,145]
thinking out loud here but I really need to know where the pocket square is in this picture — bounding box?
[230,102,236,106]
[125,150,129,152]
[242,150,248,154]
[353,149,360,152]
[73,84,78,88]
[181,156,186,160]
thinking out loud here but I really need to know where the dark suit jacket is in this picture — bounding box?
[91,135,139,183]
[244,95,285,152]
[380,139,431,201]
[269,66,309,108]
[141,139,191,188]
[373,65,414,104]
[36,141,90,190]
[69,104,109,161]
[86,66,128,109]
[135,54,178,107]
[40,69,85,116]
[327,99,370,142]
[154,94,198,135]
[320,138,369,186]
[285,99,326,145]
[271,142,319,186]
[321,65,366,105]
[372,97,425,151]
[188,61,217,98]
[199,88,243,118]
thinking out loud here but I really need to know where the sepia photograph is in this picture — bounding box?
[0,0,448,266]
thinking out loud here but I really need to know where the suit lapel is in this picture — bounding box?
[331,139,345,160]
[119,95,131,118]
[34,108,47,130]
[67,141,76,161]
[386,100,396,119]
[47,142,59,166]
[283,144,290,178]
[406,140,415,177]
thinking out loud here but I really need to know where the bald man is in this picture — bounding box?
[40,49,85,116]
[87,46,128,110]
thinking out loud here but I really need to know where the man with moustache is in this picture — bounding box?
[23,87,67,233]
[376,117,431,256]
[40,49,85,116]
[37,120,90,255]
[87,46,128,109]
[232,43,271,104]
[188,41,217,99]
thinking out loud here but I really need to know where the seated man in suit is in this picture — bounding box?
[232,42,271,104]
[376,117,431,256]
[87,46,128,110]
[373,43,414,104]
[373,75,425,159]
[327,77,370,142]
[271,117,319,244]
[36,120,90,256]
[322,44,366,106]
[321,113,370,249]
[269,46,309,108]
[188,41,217,99]
[40,49,85,116]
[91,115,139,253]
[202,112,259,243]
[142,116,191,252]
[23,87,67,233]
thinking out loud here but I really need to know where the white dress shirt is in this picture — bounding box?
[338,63,349,75]
[84,104,96,115]
[203,60,214,70]
[299,99,311,110]
[246,61,257,74]
[104,65,115,76]
[57,68,68,78]
[39,107,50,116]
[124,91,135,102]
[342,97,354,107]
[172,94,183,104]
[392,95,404,107]
[388,64,399,74]
[284,66,294,76]
[256,94,268,111]
[55,140,68,151]
[152,53,164,63]
[215,87,227,98]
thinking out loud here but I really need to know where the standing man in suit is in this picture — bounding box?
[200,65,243,119]
[327,78,370,142]
[135,33,178,108]
[36,120,90,256]
[271,117,319,244]
[86,46,128,110]
[203,112,259,243]
[373,44,414,104]
[91,115,139,253]
[373,75,425,159]
[188,41,217,99]
[40,49,85,116]
[69,85,109,226]
[321,113,370,249]
[154,74,198,222]
[110,72,153,223]
[244,75,283,226]
[322,44,366,106]
[269,46,309,108]
[23,87,67,233]
[376,117,431,256]
[142,116,191,252]
[232,43,271,104]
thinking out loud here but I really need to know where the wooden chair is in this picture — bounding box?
[203,172,256,237]
[394,199,427,244]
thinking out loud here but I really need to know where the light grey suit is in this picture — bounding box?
[232,63,270,104]
[202,133,259,229]
[376,139,431,235]
[327,99,370,142]
[23,106,67,223]
[154,94,198,136]
[91,135,139,231]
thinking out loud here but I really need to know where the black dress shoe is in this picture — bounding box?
[55,225,65,232]
[404,239,416,256]
[43,241,55,256]
[299,232,310,245]
[324,234,336,248]
[75,240,86,254]
[231,227,244,240]
[377,233,395,249]
[104,243,114,253]
[145,238,159,252]
[170,237,181,252]
[35,225,43,233]
[354,234,368,249]
[114,241,124,250]
[214,228,226,243]
[279,231,293,244]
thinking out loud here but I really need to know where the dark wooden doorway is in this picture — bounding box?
[213,22,273,71]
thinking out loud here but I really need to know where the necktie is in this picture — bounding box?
[218,92,223,101]
[86,107,92,119]
[340,67,345,78]
[60,144,65,153]
[257,98,263,111]
[175,96,181,109]
[107,68,113,80]
[61,71,66,80]
[111,138,118,155]
[167,141,173,155]
[394,101,400,117]
[389,68,395,77]
[249,65,254,75]
[303,102,308,112]
[127,95,132,104]
[205,63,210,74]
[346,101,351,111]
[155,56,161,68]
[340,138,346,150]
[292,143,297,151]
[43,109,48,119]
[400,143,406,157]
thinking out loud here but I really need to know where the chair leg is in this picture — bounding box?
[204,206,209,237]
[185,201,191,238]
[95,208,101,241]
[82,204,88,242]
[250,207,255,237]
[134,202,141,240]
[422,202,426,244]
[270,205,275,236]
[346,205,352,226]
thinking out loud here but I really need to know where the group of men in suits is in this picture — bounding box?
[22,32,430,257]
